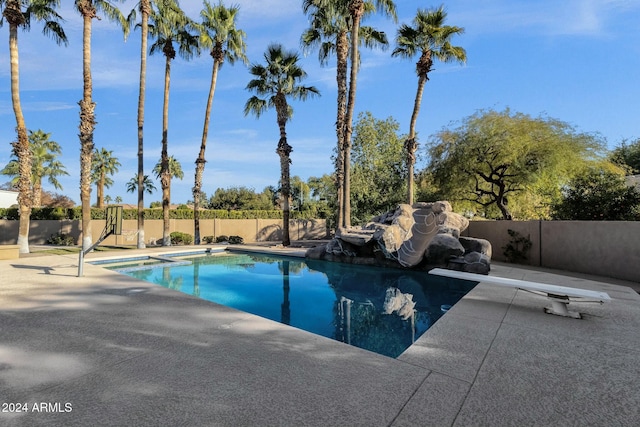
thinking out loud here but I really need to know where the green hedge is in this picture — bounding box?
[0,207,319,221]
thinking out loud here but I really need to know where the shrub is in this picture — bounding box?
[502,229,532,263]
[228,235,244,244]
[170,231,193,245]
[215,235,229,243]
[47,232,75,246]
[202,236,215,244]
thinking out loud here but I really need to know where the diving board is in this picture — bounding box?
[429,268,611,319]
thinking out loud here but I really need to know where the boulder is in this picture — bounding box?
[424,234,466,265]
[305,201,491,274]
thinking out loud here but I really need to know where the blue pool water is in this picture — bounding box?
[110,252,477,358]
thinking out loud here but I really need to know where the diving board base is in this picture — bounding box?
[545,296,581,319]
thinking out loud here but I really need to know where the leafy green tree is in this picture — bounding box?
[1,130,68,208]
[91,147,121,208]
[392,5,466,204]
[193,1,248,244]
[244,43,320,246]
[290,175,311,210]
[207,186,273,210]
[428,109,608,219]
[1,0,67,253]
[350,112,406,223]
[302,0,391,229]
[75,0,128,251]
[610,138,640,174]
[552,168,640,220]
[148,0,198,245]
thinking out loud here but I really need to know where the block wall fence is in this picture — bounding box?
[463,220,640,283]
[0,219,329,247]
[0,219,638,283]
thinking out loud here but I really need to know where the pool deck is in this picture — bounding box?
[1,244,639,426]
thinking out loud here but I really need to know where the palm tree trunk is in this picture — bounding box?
[194,58,220,244]
[406,74,426,205]
[335,30,348,231]
[275,96,291,247]
[7,4,32,253]
[137,0,150,249]
[161,55,171,246]
[79,11,96,252]
[32,179,42,208]
[343,1,364,228]
[97,175,105,208]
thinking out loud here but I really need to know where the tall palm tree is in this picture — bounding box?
[127,174,156,195]
[1,129,68,208]
[148,0,198,246]
[343,0,396,227]
[393,6,466,205]
[193,0,247,245]
[127,0,154,248]
[1,0,67,253]
[75,0,127,251]
[244,44,320,247]
[153,155,184,211]
[91,147,121,208]
[302,0,389,230]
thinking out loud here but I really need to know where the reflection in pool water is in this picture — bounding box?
[116,252,477,358]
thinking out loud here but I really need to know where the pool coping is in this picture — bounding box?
[1,245,639,426]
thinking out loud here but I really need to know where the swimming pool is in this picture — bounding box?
[106,251,477,358]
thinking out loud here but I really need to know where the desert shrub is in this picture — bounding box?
[170,231,193,245]
[215,235,229,243]
[47,232,75,246]
[502,229,532,263]
[202,236,215,244]
[228,235,244,244]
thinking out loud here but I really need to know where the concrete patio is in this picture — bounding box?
[1,245,639,426]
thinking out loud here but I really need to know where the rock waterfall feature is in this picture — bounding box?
[306,201,491,274]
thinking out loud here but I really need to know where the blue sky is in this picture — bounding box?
[1,0,639,206]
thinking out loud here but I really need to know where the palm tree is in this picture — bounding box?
[148,0,198,246]
[126,174,156,195]
[1,0,67,253]
[1,129,69,208]
[343,0,396,227]
[153,156,184,231]
[244,44,320,246]
[302,0,390,229]
[393,6,466,205]
[91,147,121,208]
[193,0,247,245]
[127,0,154,248]
[75,0,127,251]
[115,195,123,204]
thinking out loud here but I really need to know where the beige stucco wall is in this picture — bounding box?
[1,218,637,282]
[0,219,328,246]
[465,220,640,283]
